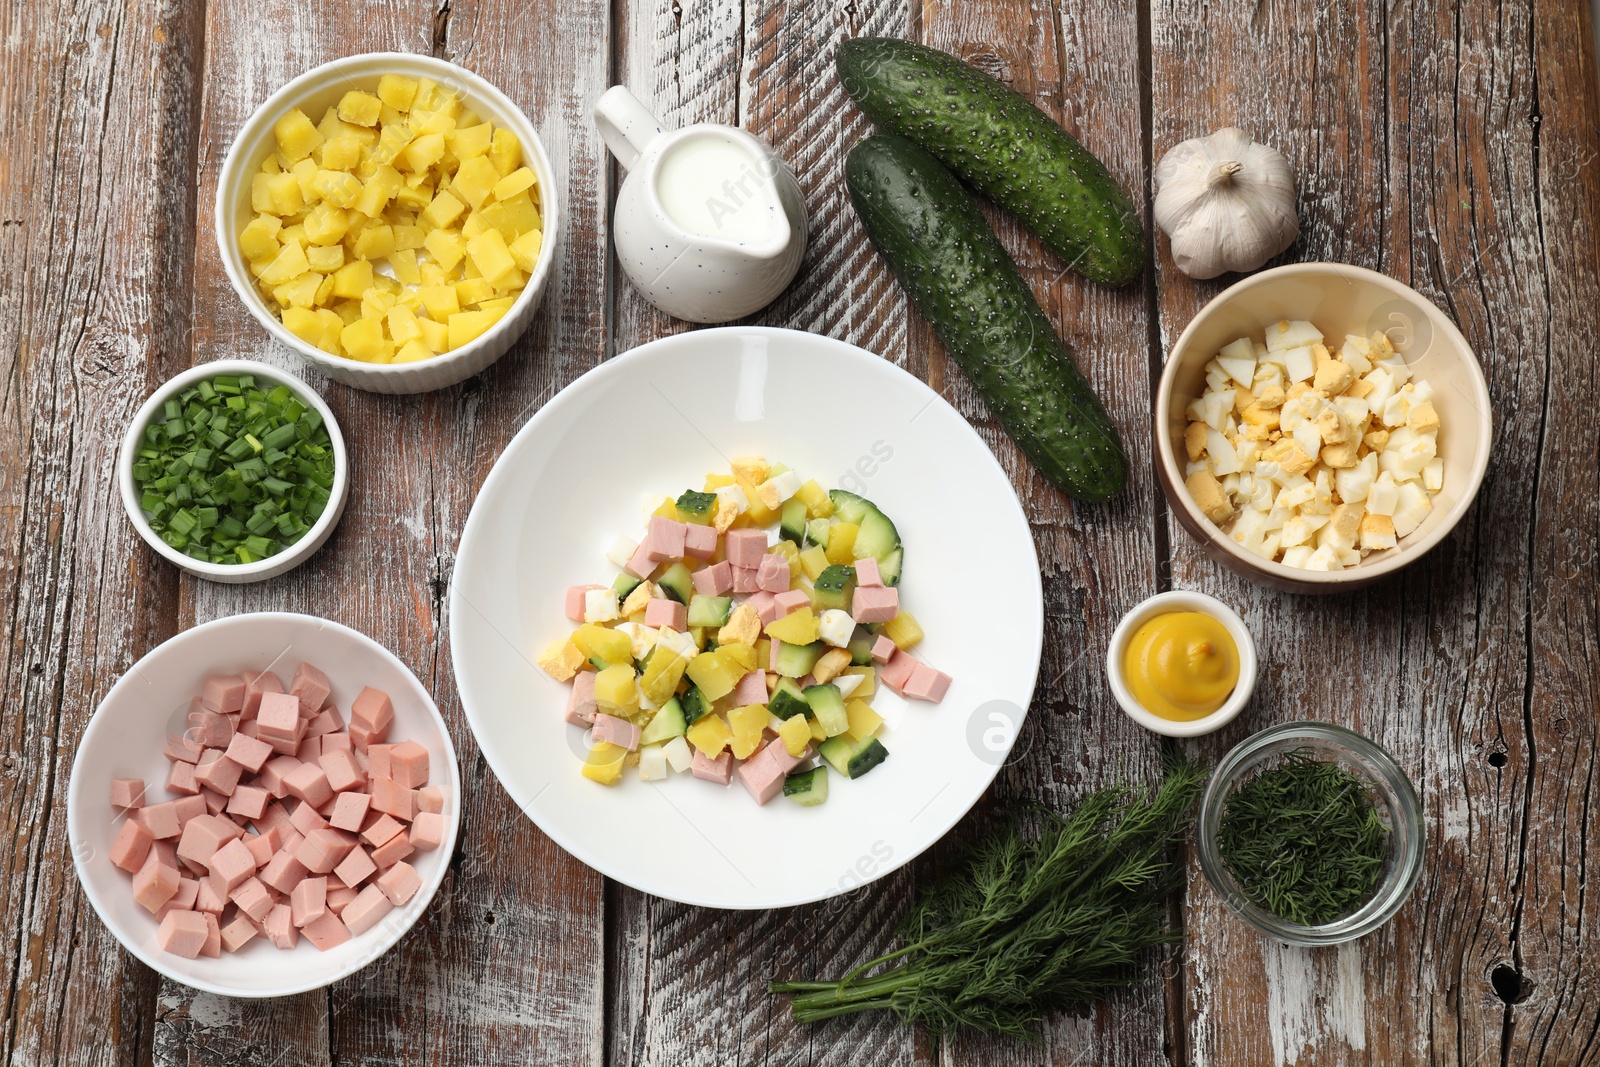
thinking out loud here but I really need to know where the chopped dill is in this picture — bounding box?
[1216,749,1389,926]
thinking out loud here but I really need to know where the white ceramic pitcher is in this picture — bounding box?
[594,86,807,323]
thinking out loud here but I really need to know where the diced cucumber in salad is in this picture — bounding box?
[536,455,955,807]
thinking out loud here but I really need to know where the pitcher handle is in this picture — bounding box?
[594,86,665,171]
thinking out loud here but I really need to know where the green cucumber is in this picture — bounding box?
[846,632,875,666]
[680,685,711,725]
[686,595,732,628]
[676,489,716,523]
[610,574,642,601]
[657,562,693,604]
[845,135,1127,502]
[639,698,686,745]
[772,640,826,679]
[783,766,829,806]
[819,735,889,779]
[768,678,810,720]
[803,683,849,737]
[779,498,809,543]
[812,564,857,612]
[827,492,902,585]
[836,37,1144,287]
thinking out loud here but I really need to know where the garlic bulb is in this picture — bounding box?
[1154,128,1298,279]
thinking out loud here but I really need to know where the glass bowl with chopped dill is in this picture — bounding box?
[117,360,348,584]
[1196,722,1423,945]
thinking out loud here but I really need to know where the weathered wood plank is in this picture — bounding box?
[0,0,201,1064]
[903,2,1173,1065]
[324,0,615,1060]
[604,3,935,1066]
[1149,0,1600,1064]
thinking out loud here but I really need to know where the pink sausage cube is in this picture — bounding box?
[736,737,807,806]
[756,553,791,593]
[156,910,209,959]
[291,876,328,928]
[110,777,146,810]
[256,692,303,741]
[287,795,327,836]
[207,837,257,891]
[366,744,394,779]
[176,814,237,869]
[200,788,227,815]
[138,800,182,840]
[683,522,718,559]
[231,876,275,922]
[290,662,332,716]
[564,673,598,727]
[370,834,414,870]
[329,791,371,833]
[296,828,355,875]
[219,914,259,953]
[565,583,603,622]
[853,557,884,587]
[193,751,243,797]
[341,884,395,936]
[773,589,810,615]
[259,850,309,894]
[283,763,334,808]
[334,844,378,887]
[154,877,199,922]
[903,663,952,703]
[201,675,246,714]
[224,732,273,774]
[110,819,154,873]
[192,708,235,749]
[870,635,898,665]
[376,861,421,906]
[301,911,353,951]
[350,687,394,741]
[387,741,430,789]
[745,590,780,625]
[164,734,203,764]
[243,829,278,867]
[643,598,687,631]
[319,749,365,793]
[263,904,298,949]
[624,538,659,580]
[645,515,687,561]
[370,778,415,822]
[878,649,920,694]
[320,731,351,755]
[725,528,767,568]
[691,559,734,596]
[305,706,344,738]
[415,786,445,816]
[176,795,213,830]
[194,876,226,915]
[241,669,284,719]
[257,756,303,799]
[256,800,295,839]
[690,749,734,786]
[732,669,767,706]
[592,713,641,752]
[165,760,199,797]
[263,719,308,756]
[133,850,180,913]
[408,811,444,852]
[851,585,900,624]
[199,913,222,958]
[361,814,405,848]
[296,734,323,763]
[732,567,759,594]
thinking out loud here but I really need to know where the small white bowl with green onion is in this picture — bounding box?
[118,359,348,583]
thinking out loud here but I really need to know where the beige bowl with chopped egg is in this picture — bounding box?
[215,53,559,394]
[1156,263,1492,594]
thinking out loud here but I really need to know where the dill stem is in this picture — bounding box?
[775,965,919,1013]
[789,996,901,1024]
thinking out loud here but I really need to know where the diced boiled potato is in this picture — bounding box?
[582,742,626,786]
[449,122,495,161]
[685,714,732,758]
[377,74,419,112]
[258,242,310,287]
[273,108,324,161]
[509,228,544,272]
[727,704,767,760]
[488,128,522,175]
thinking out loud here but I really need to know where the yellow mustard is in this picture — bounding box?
[1123,611,1239,721]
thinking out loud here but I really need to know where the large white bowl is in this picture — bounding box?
[67,613,461,997]
[215,52,560,394]
[450,327,1043,909]
[117,359,349,584]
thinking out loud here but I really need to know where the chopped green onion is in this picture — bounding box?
[130,374,335,566]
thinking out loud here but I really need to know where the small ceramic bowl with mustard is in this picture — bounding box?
[1107,590,1256,737]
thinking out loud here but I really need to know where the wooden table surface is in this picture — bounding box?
[6,0,1600,1063]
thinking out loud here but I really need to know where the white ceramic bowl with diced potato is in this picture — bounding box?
[1156,263,1493,594]
[215,52,559,394]
[66,613,461,997]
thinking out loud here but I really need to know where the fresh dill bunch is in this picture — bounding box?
[770,759,1207,1040]
[1215,749,1389,926]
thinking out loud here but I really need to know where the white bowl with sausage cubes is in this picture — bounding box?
[451,327,1044,909]
[67,612,460,997]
